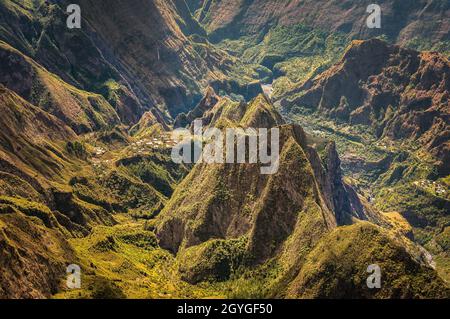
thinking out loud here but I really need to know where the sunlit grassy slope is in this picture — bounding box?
[54,215,225,299]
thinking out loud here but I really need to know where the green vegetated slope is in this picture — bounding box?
[0,0,449,299]
[155,94,449,298]
[1,74,447,298]
[0,83,192,297]
[0,0,215,298]
[54,214,224,299]
[0,85,77,298]
[215,24,349,100]
[193,0,450,287]
[288,222,447,299]
[193,0,450,101]
[282,39,450,284]
[195,0,449,52]
[0,0,267,119]
[189,0,450,289]
[0,33,189,298]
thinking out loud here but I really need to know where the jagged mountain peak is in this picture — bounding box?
[155,96,380,287]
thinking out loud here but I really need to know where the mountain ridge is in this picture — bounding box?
[282,39,450,176]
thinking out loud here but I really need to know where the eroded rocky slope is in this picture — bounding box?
[195,0,450,49]
[283,39,450,176]
[0,0,448,299]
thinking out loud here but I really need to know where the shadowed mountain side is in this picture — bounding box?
[0,0,247,118]
[0,41,120,133]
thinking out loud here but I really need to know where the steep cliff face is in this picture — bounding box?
[287,222,449,299]
[0,0,235,118]
[75,0,229,116]
[0,85,78,298]
[0,41,120,133]
[283,39,450,175]
[308,141,369,225]
[196,0,450,48]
